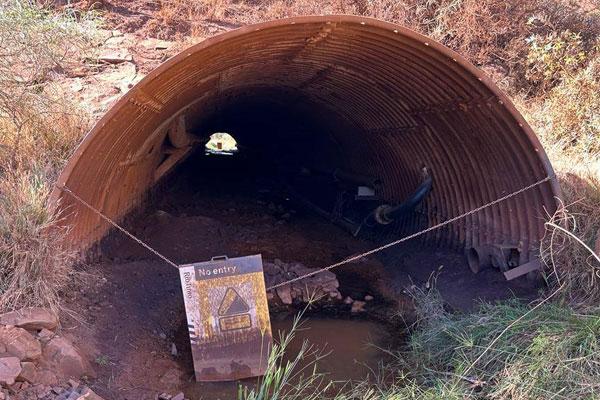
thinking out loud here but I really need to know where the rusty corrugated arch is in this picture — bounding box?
[51,15,560,268]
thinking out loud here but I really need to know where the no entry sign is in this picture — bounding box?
[179,255,272,381]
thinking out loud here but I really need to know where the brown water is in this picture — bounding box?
[183,317,391,399]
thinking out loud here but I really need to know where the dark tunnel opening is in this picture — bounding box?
[181,87,433,242]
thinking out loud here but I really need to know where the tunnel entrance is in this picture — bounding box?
[53,15,560,399]
[52,16,558,264]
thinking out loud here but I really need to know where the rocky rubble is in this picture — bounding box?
[0,308,96,400]
[263,259,377,313]
[157,391,186,400]
[55,28,179,122]
[264,259,342,306]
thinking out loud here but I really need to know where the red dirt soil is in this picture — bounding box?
[59,168,536,399]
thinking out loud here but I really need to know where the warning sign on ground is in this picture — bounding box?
[178,255,272,382]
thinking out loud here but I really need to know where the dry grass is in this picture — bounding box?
[150,0,600,92]
[0,87,90,174]
[0,1,97,311]
[147,0,350,38]
[539,59,600,159]
[541,172,600,307]
[0,168,78,312]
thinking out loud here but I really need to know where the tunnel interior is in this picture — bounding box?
[98,83,545,313]
[185,87,392,228]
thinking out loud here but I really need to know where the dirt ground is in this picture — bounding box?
[56,156,538,400]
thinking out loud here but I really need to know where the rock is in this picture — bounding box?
[344,296,354,305]
[96,62,140,93]
[140,38,172,51]
[0,308,59,331]
[63,388,82,400]
[79,387,104,400]
[33,384,52,399]
[312,271,337,286]
[159,332,167,340]
[42,337,92,379]
[364,295,374,301]
[70,78,84,93]
[265,260,342,306]
[68,379,79,388]
[17,361,36,383]
[351,301,367,313]
[170,343,177,357]
[0,326,42,360]
[37,329,55,344]
[0,357,21,386]
[35,370,57,385]
[105,35,126,46]
[98,50,133,64]
[171,393,184,400]
[276,285,293,305]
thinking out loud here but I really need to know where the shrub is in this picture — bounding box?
[526,30,588,90]
[0,168,78,311]
[0,0,97,173]
[541,172,600,307]
[540,57,600,158]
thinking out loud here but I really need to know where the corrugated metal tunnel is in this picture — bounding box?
[51,15,560,272]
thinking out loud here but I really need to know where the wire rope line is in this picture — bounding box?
[56,174,553,291]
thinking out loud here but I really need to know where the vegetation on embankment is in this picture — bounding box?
[352,289,600,399]
[0,1,99,310]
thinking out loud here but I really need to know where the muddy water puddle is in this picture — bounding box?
[183,317,393,399]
